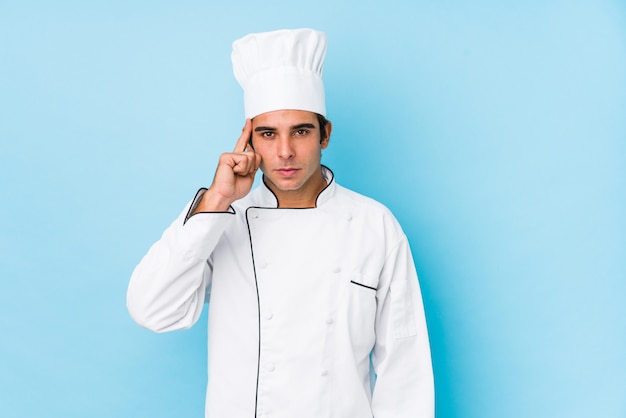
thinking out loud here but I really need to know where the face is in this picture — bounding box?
[251,109,331,206]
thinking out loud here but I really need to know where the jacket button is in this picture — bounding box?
[325,317,334,325]
[265,312,273,320]
[333,267,341,273]
[266,363,275,372]
[321,369,329,376]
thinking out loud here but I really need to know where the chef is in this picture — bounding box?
[127,28,434,417]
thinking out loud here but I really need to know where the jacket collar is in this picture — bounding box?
[256,165,336,208]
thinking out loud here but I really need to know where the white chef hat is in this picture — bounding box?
[231,28,327,119]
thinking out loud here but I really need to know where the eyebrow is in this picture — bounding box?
[254,123,317,132]
[292,123,317,130]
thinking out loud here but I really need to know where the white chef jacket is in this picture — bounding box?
[127,167,434,418]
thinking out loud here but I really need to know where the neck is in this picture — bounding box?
[265,170,327,208]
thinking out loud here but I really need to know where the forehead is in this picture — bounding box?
[252,109,318,128]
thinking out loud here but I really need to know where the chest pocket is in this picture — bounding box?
[344,273,377,352]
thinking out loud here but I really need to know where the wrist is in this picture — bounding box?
[192,188,233,214]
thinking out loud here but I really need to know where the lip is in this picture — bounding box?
[275,168,300,177]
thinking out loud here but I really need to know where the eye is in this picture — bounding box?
[294,129,309,136]
[261,131,275,138]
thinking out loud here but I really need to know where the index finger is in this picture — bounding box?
[233,119,253,153]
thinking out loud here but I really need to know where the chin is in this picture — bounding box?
[274,182,303,192]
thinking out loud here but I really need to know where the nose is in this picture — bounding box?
[277,136,295,160]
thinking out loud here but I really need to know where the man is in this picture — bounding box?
[127,28,434,417]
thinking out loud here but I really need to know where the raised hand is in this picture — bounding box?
[192,120,261,213]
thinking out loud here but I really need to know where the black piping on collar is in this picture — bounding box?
[260,165,335,209]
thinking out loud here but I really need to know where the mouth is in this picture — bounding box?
[275,168,300,177]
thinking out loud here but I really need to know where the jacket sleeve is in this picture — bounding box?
[126,191,236,333]
[371,235,434,418]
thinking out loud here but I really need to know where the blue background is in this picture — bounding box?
[1,1,625,417]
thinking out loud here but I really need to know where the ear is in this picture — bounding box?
[321,121,332,149]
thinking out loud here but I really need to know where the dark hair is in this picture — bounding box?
[317,113,330,143]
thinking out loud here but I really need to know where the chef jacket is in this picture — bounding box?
[127,167,434,418]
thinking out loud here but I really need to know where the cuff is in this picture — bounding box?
[183,188,235,225]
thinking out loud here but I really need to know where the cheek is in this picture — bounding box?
[308,145,323,160]
[254,148,274,172]
[251,141,271,160]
